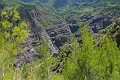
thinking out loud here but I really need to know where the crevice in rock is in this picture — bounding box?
[70,26,79,33]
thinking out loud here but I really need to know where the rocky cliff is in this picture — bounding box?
[14,4,72,67]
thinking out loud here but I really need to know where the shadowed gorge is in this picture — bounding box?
[0,0,120,80]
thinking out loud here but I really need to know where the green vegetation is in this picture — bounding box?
[60,27,120,80]
[0,0,120,80]
[0,9,29,80]
[39,16,61,26]
[0,10,120,79]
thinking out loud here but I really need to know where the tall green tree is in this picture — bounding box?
[0,9,29,80]
[62,27,120,80]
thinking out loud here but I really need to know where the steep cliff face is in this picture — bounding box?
[14,5,72,67]
[18,5,71,54]
[89,16,113,33]
[46,20,71,48]
[18,5,55,54]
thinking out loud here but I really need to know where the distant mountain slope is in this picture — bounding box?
[20,0,120,15]
[22,0,119,8]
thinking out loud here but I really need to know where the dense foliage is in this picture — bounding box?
[61,27,120,80]
[0,9,29,80]
[0,0,120,80]
[0,10,120,79]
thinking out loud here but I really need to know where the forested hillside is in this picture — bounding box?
[0,0,120,80]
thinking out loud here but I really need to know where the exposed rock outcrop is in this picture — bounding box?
[14,37,41,68]
[18,5,60,55]
[46,20,71,48]
[90,16,113,33]
[14,5,72,67]
[81,15,113,33]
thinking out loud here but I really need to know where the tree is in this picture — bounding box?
[0,9,29,80]
[62,27,120,80]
